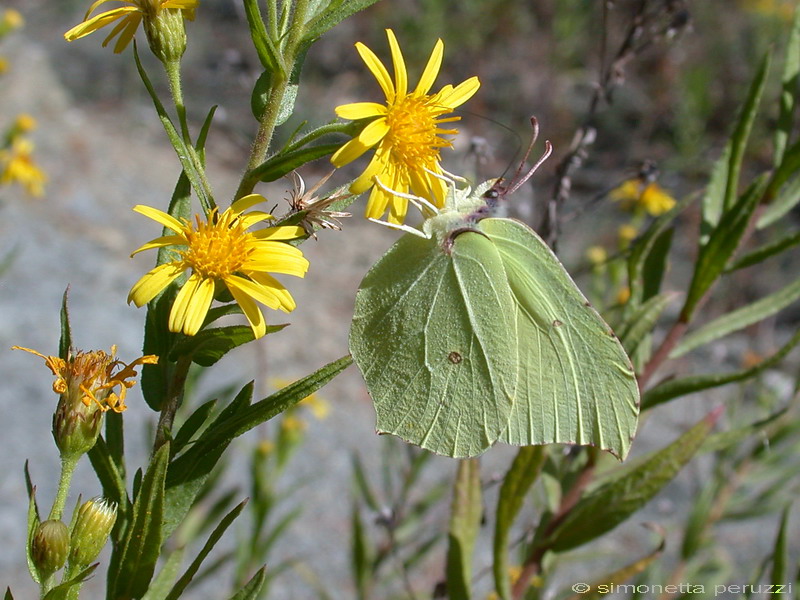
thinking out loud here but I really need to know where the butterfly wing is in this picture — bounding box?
[350,231,518,458]
[481,218,639,459]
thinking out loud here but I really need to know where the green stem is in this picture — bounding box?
[164,58,215,212]
[48,455,79,521]
[236,0,311,200]
[152,355,192,454]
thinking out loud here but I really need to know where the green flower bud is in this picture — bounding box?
[143,7,187,65]
[70,498,118,567]
[53,393,104,459]
[31,520,69,576]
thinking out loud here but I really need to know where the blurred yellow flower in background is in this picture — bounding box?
[611,179,676,216]
[332,29,480,224]
[742,0,795,21]
[0,137,47,197]
[64,0,197,54]
[128,194,309,338]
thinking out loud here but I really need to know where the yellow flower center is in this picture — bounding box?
[182,212,251,280]
[384,95,452,169]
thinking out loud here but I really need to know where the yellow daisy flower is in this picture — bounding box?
[2,9,24,32]
[331,29,480,224]
[0,137,47,197]
[128,194,309,339]
[610,179,676,216]
[64,0,197,54]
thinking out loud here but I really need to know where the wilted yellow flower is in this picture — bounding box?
[13,345,157,456]
[64,0,197,54]
[610,179,676,216]
[128,195,309,338]
[332,29,480,224]
[0,137,47,197]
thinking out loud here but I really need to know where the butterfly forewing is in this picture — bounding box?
[481,218,639,459]
[350,231,518,458]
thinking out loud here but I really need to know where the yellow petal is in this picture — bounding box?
[386,29,408,99]
[415,38,444,95]
[249,272,297,310]
[227,274,295,312]
[227,284,267,338]
[232,193,267,214]
[438,76,481,109]
[355,41,395,103]
[64,6,136,41]
[252,225,306,241]
[128,262,184,306]
[350,149,386,194]
[335,102,387,120]
[183,277,215,335]
[133,204,188,235]
[364,185,390,220]
[130,234,186,257]
[331,135,373,167]
[357,118,390,147]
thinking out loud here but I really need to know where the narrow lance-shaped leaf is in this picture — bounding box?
[227,566,266,600]
[351,502,372,600]
[728,229,800,271]
[770,505,791,593]
[165,501,247,600]
[109,443,170,600]
[141,548,185,600]
[683,174,768,320]
[701,51,771,240]
[617,293,675,359]
[757,174,800,230]
[42,565,98,600]
[538,409,720,553]
[243,0,284,75]
[58,288,72,360]
[303,0,384,42]
[643,328,800,409]
[26,484,40,584]
[561,530,665,600]
[493,447,546,600]
[774,7,800,166]
[446,459,482,600]
[672,277,800,358]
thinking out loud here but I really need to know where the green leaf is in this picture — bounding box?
[88,435,128,508]
[109,443,170,600]
[26,482,39,584]
[641,227,673,302]
[4,588,14,600]
[141,548,185,600]
[227,566,266,600]
[243,0,284,75]
[351,453,380,512]
[683,174,768,320]
[42,564,98,600]
[172,399,218,454]
[769,505,791,592]
[701,51,771,239]
[774,7,800,166]
[303,0,384,42]
[165,501,247,600]
[170,324,288,367]
[250,143,342,183]
[494,447,546,600]
[351,502,372,600]
[728,229,800,271]
[758,175,800,230]
[195,105,218,162]
[642,328,800,410]
[627,195,693,307]
[672,277,800,358]
[560,532,665,600]
[540,410,720,553]
[58,288,72,361]
[163,384,253,540]
[700,408,787,455]
[446,459,482,600]
[618,293,675,359]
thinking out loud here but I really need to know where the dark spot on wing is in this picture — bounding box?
[552,319,563,328]
[448,351,463,364]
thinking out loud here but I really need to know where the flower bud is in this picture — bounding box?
[53,393,104,459]
[31,520,69,576]
[143,8,187,65]
[70,498,117,567]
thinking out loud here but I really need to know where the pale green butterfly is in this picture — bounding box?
[350,121,639,459]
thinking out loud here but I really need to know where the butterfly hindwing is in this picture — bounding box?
[350,231,518,458]
[481,218,639,459]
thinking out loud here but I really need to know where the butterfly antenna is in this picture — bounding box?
[367,218,429,239]
[505,117,553,196]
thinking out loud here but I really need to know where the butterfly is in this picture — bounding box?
[350,119,639,459]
